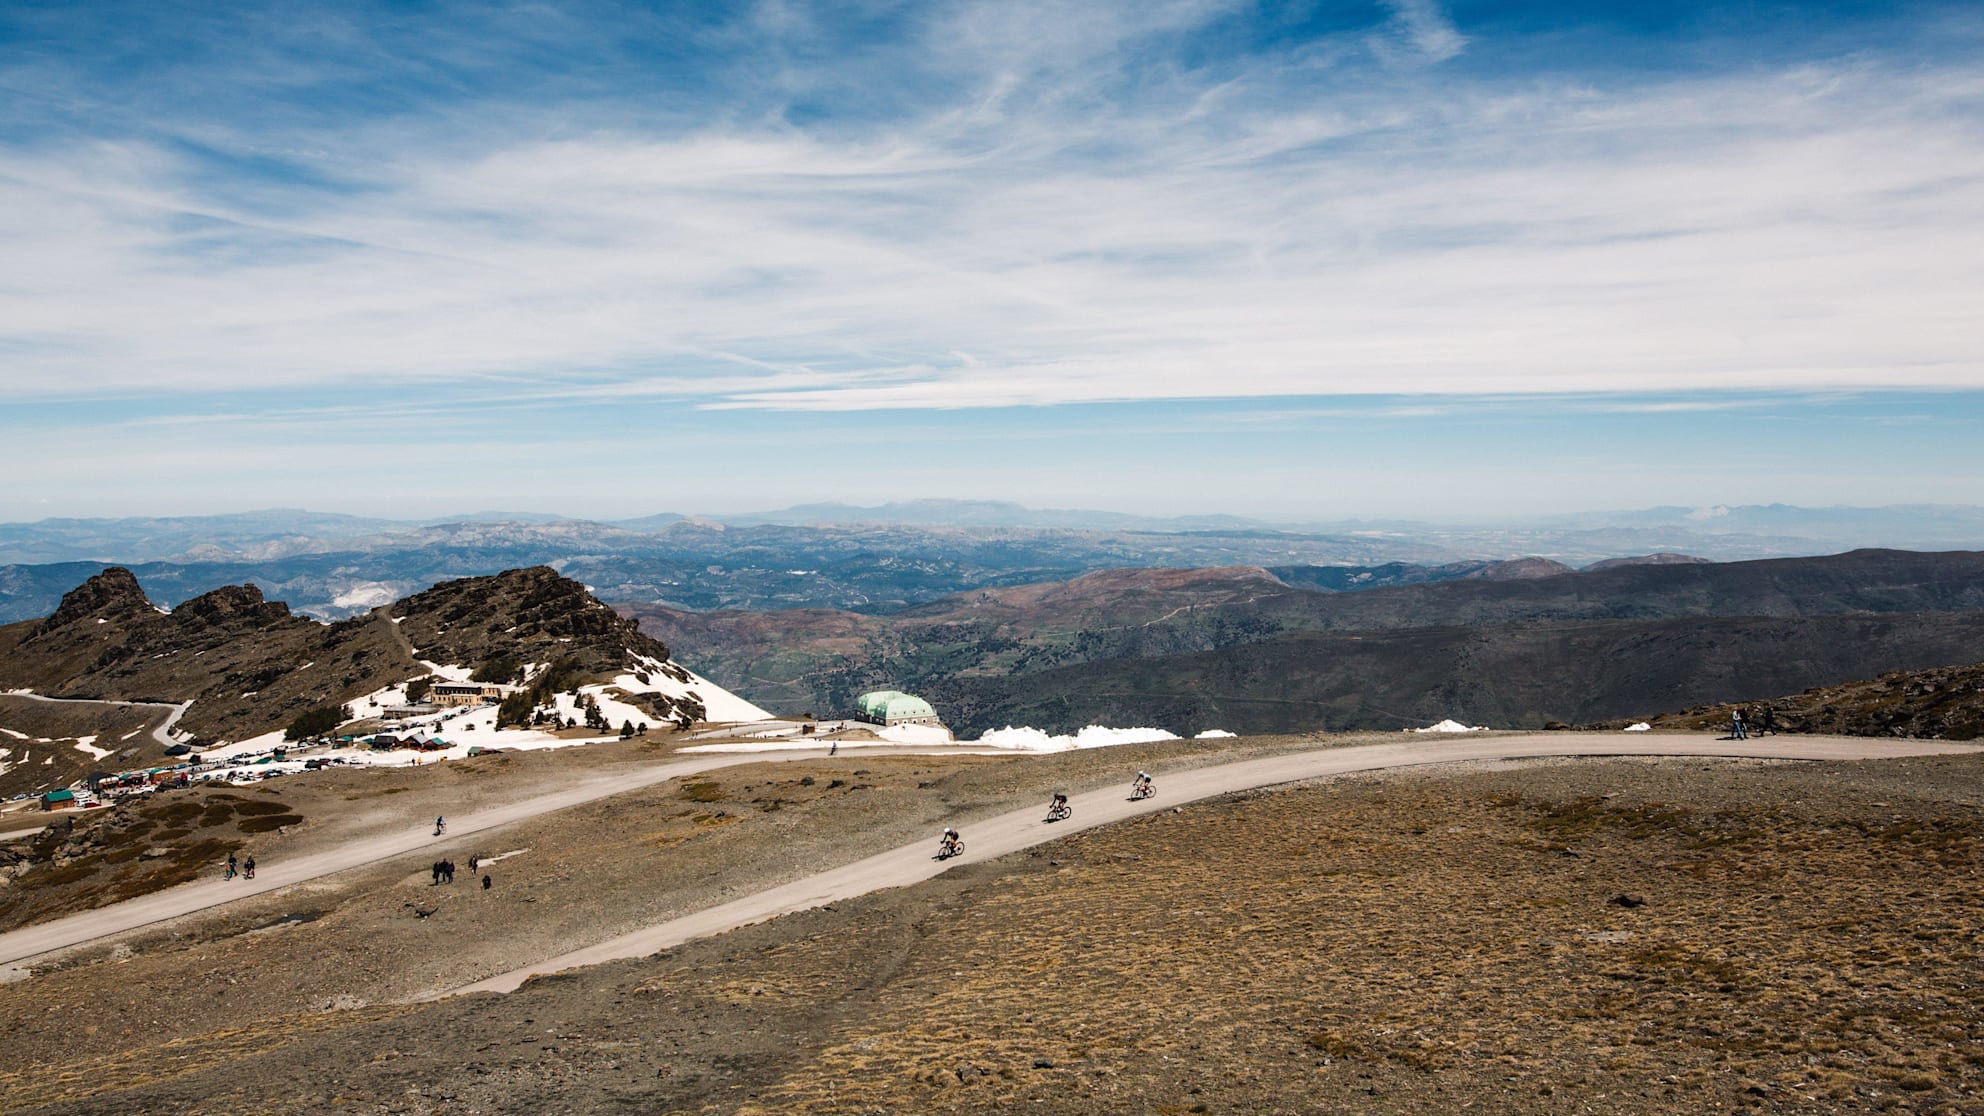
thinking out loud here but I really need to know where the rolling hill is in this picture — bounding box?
[624,549,1984,734]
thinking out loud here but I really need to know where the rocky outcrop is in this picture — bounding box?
[1651,661,1984,740]
[392,566,672,679]
[0,566,684,748]
[29,567,154,637]
[168,583,291,630]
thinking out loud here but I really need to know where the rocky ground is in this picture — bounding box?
[0,740,1978,1114]
[1651,660,1984,741]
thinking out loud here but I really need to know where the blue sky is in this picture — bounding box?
[2,0,1981,521]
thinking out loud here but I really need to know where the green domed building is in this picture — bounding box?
[853,690,941,727]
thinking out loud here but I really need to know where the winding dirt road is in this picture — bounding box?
[0,746,939,968]
[2,733,1975,984]
[438,732,1977,999]
[2,691,191,747]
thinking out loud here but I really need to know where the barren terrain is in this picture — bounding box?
[0,736,1978,1114]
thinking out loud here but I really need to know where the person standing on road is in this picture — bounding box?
[243,855,256,880]
[225,852,238,880]
[1731,709,1746,740]
[1761,706,1778,736]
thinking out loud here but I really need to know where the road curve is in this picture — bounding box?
[2,691,191,747]
[436,732,1980,1000]
[0,745,1001,968]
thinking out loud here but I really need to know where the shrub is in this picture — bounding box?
[472,657,519,684]
[284,706,344,741]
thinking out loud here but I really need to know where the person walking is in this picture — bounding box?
[1731,709,1746,740]
[1761,706,1778,736]
[468,854,479,874]
[225,852,238,880]
[442,859,455,884]
[431,861,442,885]
[243,855,256,880]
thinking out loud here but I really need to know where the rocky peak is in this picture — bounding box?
[170,583,292,628]
[32,567,155,635]
[392,566,671,677]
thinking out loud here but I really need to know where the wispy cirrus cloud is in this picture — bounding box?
[0,0,1979,423]
[1379,0,1467,62]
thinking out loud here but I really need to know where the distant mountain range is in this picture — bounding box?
[3,502,1983,626]
[622,549,1984,736]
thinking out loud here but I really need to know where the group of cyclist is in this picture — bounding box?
[937,771,1157,858]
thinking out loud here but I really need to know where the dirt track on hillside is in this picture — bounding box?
[6,733,1968,976]
[447,733,1979,999]
[1,745,1980,1116]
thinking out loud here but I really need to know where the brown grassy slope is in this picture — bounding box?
[1652,659,1984,740]
[0,697,171,799]
[2,752,1979,1116]
[0,785,303,930]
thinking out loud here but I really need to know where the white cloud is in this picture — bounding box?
[1379,0,1467,62]
[0,6,1979,414]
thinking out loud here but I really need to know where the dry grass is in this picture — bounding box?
[3,751,1980,1116]
[715,768,1984,1115]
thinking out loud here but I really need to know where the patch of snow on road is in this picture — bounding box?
[1414,719,1484,733]
[73,736,111,759]
[1624,722,1652,732]
[974,725,1179,752]
[1195,729,1237,739]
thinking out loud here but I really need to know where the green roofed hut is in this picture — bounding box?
[853,690,942,728]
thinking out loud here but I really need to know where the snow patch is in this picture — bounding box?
[72,736,111,759]
[872,723,955,745]
[0,728,26,740]
[973,725,1179,752]
[1195,729,1237,739]
[1624,722,1652,732]
[1413,719,1484,733]
[610,655,774,724]
[330,582,398,611]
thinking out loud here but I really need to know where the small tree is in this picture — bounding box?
[471,657,519,684]
[495,691,533,729]
[285,706,344,741]
[620,719,635,739]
